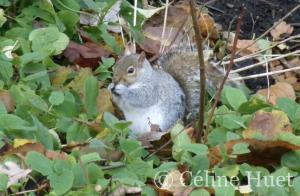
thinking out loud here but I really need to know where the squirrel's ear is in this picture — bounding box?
[138,51,146,63]
[124,42,136,55]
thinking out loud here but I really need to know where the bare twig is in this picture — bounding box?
[189,0,206,142]
[230,50,300,73]
[159,0,170,53]
[221,34,300,66]
[133,0,138,51]
[206,6,245,140]
[228,66,300,81]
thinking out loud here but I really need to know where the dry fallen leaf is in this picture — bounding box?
[257,82,296,105]
[64,41,110,69]
[0,90,15,112]
[234,39,259,56]
[209,139,300,167]
[270,21,294,41]
[97,89,114,114]
[51,66,73,87]
[243,110,292,140]
[161,170,187,194]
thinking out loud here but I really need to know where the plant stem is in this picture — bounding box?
[189,0,206,143]
[205,6,245,141]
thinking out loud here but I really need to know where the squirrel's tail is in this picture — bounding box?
[156,40,245,115]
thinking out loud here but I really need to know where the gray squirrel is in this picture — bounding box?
[108,49,243,137]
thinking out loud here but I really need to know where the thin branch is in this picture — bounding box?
[221,34,300,66]
[230,50,300,73]
[189,0,206,142]
[227,66,300,81]
[159,0,170,53]
[133,0,138,51]
[205,6,245,140]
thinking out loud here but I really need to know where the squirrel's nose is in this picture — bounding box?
[108,83,115,92]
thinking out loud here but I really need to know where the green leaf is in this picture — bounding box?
[0,102,7,114]
[0,0,10,7]
[222,86,247,110]
[0,174,8,191]
[26,151,53,176]
[0,57,13,83]
[99,24,121,54]
[142,186,157,196]
[277,98,300,123]
[120,138,144,159]
[292,176,300,195]
[232,143,250,155]
[25,92,48,112]
[48,170,74,195]
[190,189,210,196]
[179,144,208,156]
[281,151,300,171]
[31,115,54,150]
[84,76,99,119]
[86,163,104,184]
[57,10,79,36]
[0,8,7,27]
[215,106,245,129]
[214,177,235,196]
[66,122,90,143]
[49,91,65,106]
[207,127,227,146]
[238,97,271,114]
[80,152,101,164]
[29,26,69,55]
[0,114,33,131]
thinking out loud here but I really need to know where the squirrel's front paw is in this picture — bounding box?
[108,83,126,96]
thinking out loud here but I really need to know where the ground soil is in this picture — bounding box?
[205,0,300,39]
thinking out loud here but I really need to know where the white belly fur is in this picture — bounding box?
[124,104,163,136]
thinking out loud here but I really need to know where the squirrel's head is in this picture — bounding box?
[111,52,149,87]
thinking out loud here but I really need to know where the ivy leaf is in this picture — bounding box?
[26,152,53,176]
[0,114,33,131]
[232,143,250,155]
[80,152,101,164]
[0,174,8,191]
[86,163,104,184]
[48,170,74,195]
[178,144,208,156]
[29,26,69,55]
[292,176,300,194]
[99,24,121,54]
[281,151,300,171]
[49,91,65,106]
[84,76,99,119]
[0,8,7,27]
[222,86,248,110]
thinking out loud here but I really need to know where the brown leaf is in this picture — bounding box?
[160,170,187,194]
[4,142,67,160]
[209,139,300,167]
[257,82,296,105]
[0,90,15,112]
[234,39,259,56]
[270,21,294,41]
[64,41,110,69]
[51,66,73,87]
[198,13,219,40]
[97,89,114,114]
[243,110,292,140]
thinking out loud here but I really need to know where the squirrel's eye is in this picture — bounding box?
[127,66,135,74]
